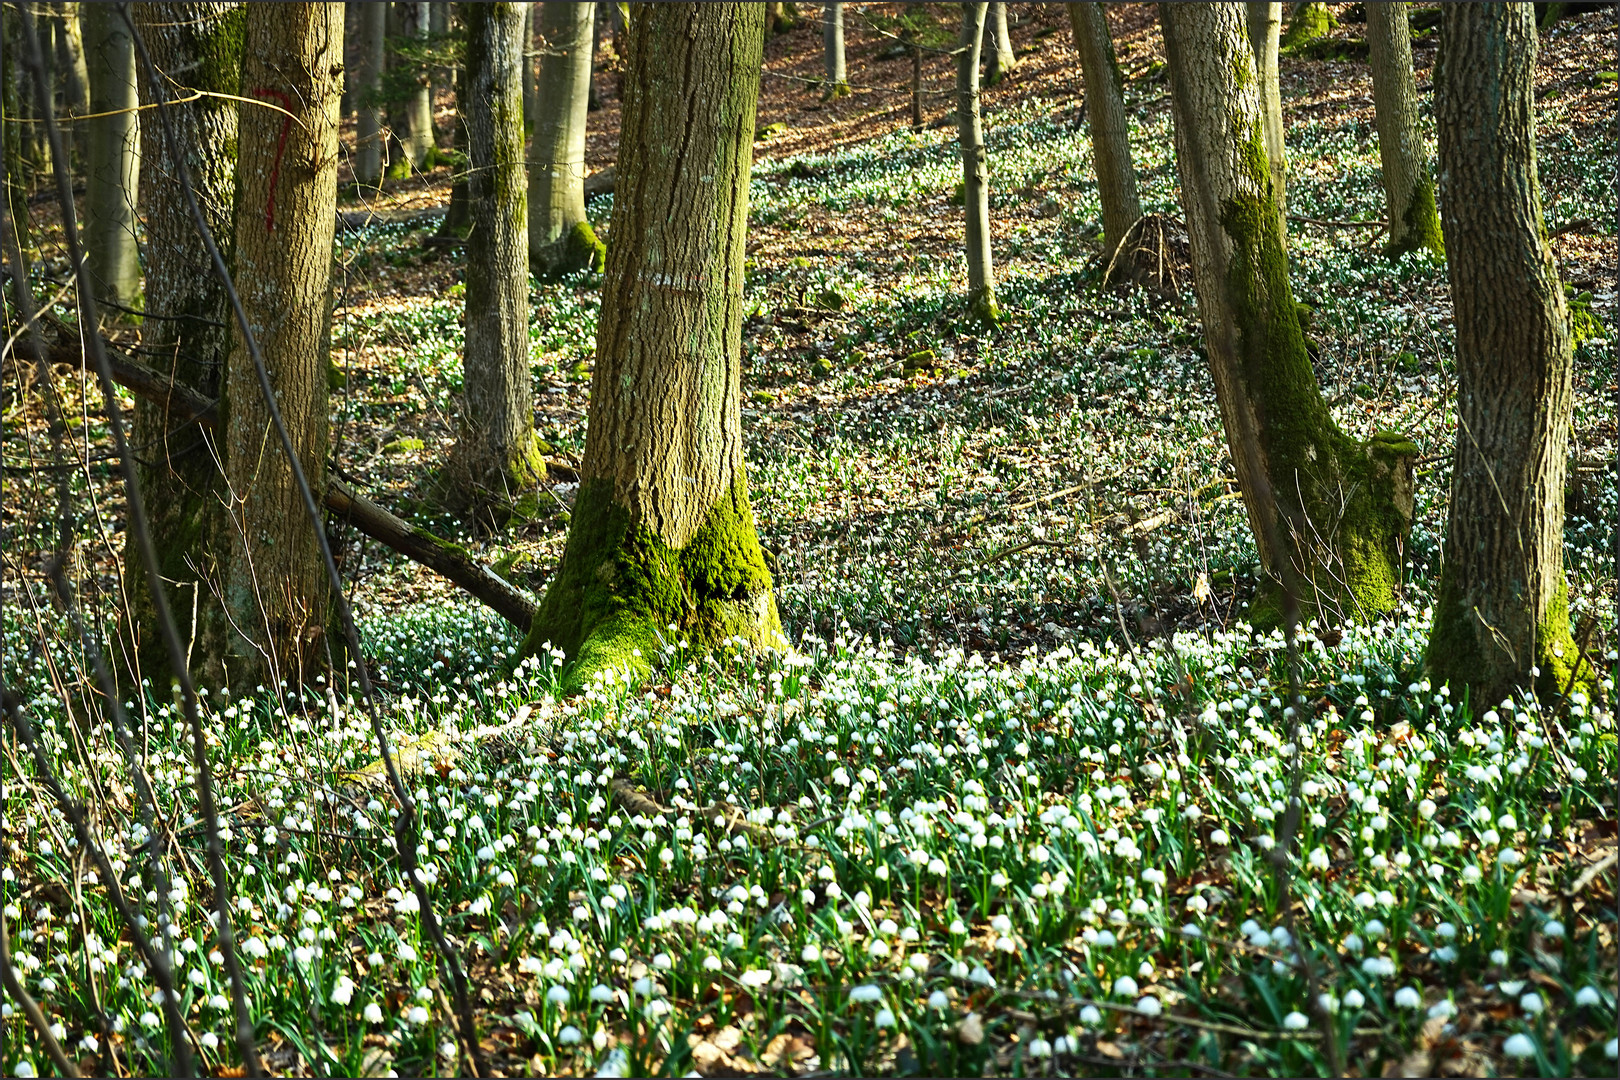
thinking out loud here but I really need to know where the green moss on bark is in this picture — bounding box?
[533,220,606,278]
[523,477,782,690]
[1386,176,1445,260]
[968,285,1002,329]
[1224,124,1415,627]
[1281,2,1336,53]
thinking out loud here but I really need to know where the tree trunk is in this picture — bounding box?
[528,1,603,275]
[429,0,450,140]
[1069,3,1141,262]
[354,0,385,184]
[520,0,535,134]
[223,2,343,688]
[1280,0,1334,51]
[822,1,848,98]
[1427,3,1585,702]
[394,1,435,168]
[957,2,998,327]
[1160,2,1415,627]
[448,1,539,521]
[983,1,1017,86]
[525,1,780,690]
[53,4,89,124]
[3,6,30,256]
[767,2,798,35]
[1246,2,1286,243]
[126,1,244,689]
[1366,1,1443,260]
[910,31,922,131]
[82,1,140,313]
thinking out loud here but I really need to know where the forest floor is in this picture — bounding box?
[3,4,1617,1078]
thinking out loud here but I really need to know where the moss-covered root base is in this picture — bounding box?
[532,220,607,278]
[1247,430,1417,630]
[438,436,549,528]
[968,285,1002,329]
[1385,179,1446,262]
[1429,577,1597,706]
[1280,2,1336,52]
[521,477,785,693]
[821,81,851,101]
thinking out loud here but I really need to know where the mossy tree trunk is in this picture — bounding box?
[223,2,343,688]
[1245,2,1286,243]
[1366,1,1443,260]
[957,2,999,327]
[528,2,602,276]
[1161,2,1415,626]
[1427,3,1585,702]
[354,0,385,184]
[822,1,848,98]
[126,1,243,690]
[391,1,435,169]
[447,1,539,522]
[1280,0,1334,51]
[524,1,781,690]
[983,1,1017,86]
[1069,3,1142,263]
[82,1,140,313]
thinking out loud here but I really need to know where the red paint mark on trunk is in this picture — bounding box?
[251,87,294,231]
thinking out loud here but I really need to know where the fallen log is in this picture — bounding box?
[584,166,615,202]
[34,319,540,631]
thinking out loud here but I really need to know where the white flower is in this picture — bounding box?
[1502,1033,1537,1059]
[1343,989,1365,1010]
[1394,987,1422,1009]
[1113,975,1139,997]
[407,1005,430,1024]
[849,984,883,1004]
[1027,1036,1052,1057]
[1541,920,1565,939]
[1520,992,1543,1016]
[1136,995,1161,1017]
[397,941,418,962]
[590,983,616,1002]
[364,1002,384,1023]
[1575,986,1601,1007]
[331,975,356,1005]
[1209,829,1230,845]
[874,1008,896,1029]
[547,985,571,1005]
[1435,922,1456,939]
[801,944,821,963]
[928,990,950,1010]
[14,1062,35,1078]
[1080,1005,1102,1026]
[1428,1000,1457,1020]
[1490,949,1509,966]
[1605,1038,1618,1059]
[740,968,772,989]
[557,1025,582,1045]
[1283,1011,1309,1030]
[1498,848,1524,867]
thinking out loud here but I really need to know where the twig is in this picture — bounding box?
[1563,850,1618,900]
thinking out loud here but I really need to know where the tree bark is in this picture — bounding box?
[1427,3,1585,702]
[1280,0,1334,51]
[448,1,539,520]
[1366,1,1443,260]
[354,0,385,184]
[1069,3,1141,262]
[525,1,780,689]
[429,0,450,140]
[53,4,89,122]
[3,6,30,256]
[822,1,848,98]
[224,2,343,687]
[528,1,602,275]
[1160,2,1415,627]
[82,1,140,313]
[957,2,998,327]
[126,1,244,688]
[1246,2,1286,243]
[520,0,535,132]
[392,1,435,169]
[983,1,1017,86]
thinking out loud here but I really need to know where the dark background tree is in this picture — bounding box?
[1367,0,1444,260]
[1428,2,1586,701]
[1069,3,1142,266]
[957,1,998,327]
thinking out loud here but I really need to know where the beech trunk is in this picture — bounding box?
[1366,0,1443,260]
[823,1,847,98]
[354,0,385,184]
[449,1,539,518]
[223,2,343,687]
[126,1,244,688]
[1427,3,1584,702]
[392,1,435,169]
[524,1,780,690]
[82,1,140,312]
[1160,2,1415,626]
[1245,1,1286,241]
[528,1,602,275]
[1069,3,1141,261]
[957,2,998,326]
[983,1,1017,86]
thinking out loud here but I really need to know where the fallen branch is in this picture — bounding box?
[35,319,541,631]
[1286,214,1386,229]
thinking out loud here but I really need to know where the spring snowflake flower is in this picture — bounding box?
[1541,920,1565,939]
[1080,1004,1102,1026]
[1283,1011,1310,1030]
[850,984,883,1004]
[1113,975,1139,997]
[1575,986,1602,1007]
[874,1008,896,1029]
[558,1025,582,1045]
[1343,989,1366,1010]
[928,990,950,1010]
[1027,1036,1053,1057]
[1502,1033,1537,1059]
[331,975,357,1005]
[1136,995,1162,1017]
[1520,992,1543,1016]
[364,1002,384,1023]
[1394,987,1422,1009]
